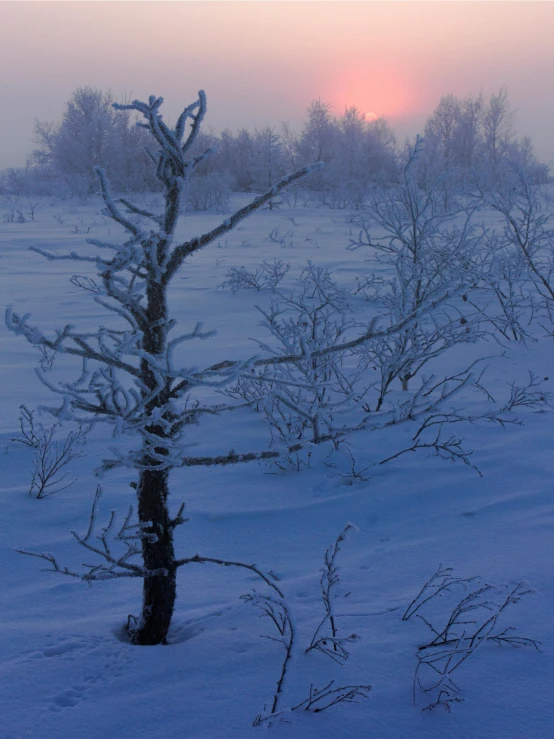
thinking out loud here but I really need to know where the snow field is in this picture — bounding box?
[1,195,553,738]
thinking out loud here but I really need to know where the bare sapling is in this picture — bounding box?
[6,91,322,644]
[306,523,359,663]
[13,405,86,498]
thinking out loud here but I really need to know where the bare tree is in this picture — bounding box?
[7,92,321,644]
[482,163,554,313]
[253,127,284,208]
[423,94,462,174]
[299,99,337,164]
[481,86,516,173]
[349,138,482,408]
[33,87,155,195]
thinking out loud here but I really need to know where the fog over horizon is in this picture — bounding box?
[1,1,554,168]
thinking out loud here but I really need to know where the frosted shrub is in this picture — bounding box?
[13,405,86,498]
[221,258,290,292]
[349,138,482,407]
[224,263,365,448]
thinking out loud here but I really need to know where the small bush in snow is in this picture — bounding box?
[221,258,290,293]
[13,405,86,498]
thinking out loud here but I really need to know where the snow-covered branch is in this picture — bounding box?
[164,162,323,280]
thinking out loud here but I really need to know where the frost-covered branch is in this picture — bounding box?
[164,163,323,280]
[16,486,162,580]
[174,555,284,598]
[404,567,540,711]
[307,524,359,664]
[243,591,295,717]
[480,164,554,311]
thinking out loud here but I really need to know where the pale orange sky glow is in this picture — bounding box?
[328,64,419,120]
[1,1,553,167]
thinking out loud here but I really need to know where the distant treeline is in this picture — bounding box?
[1,86,548,208]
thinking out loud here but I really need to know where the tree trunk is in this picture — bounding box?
[133,468,176,645]
[131,274,176,646]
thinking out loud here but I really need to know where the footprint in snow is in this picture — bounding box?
[25,636,134,712]
[49,685,87,712]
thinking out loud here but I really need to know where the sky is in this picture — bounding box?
[1,1,554,168]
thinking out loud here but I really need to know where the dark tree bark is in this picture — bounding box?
[132,274,176,645]
[134,468,176,645]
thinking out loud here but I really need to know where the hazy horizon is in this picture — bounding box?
[1,1,554,168]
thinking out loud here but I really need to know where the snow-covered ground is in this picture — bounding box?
[1,195,553,738]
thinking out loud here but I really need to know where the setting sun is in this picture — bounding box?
[327,64,421,123]
[1,2,554,163]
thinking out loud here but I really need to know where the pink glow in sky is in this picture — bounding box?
[1,1,553,167]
